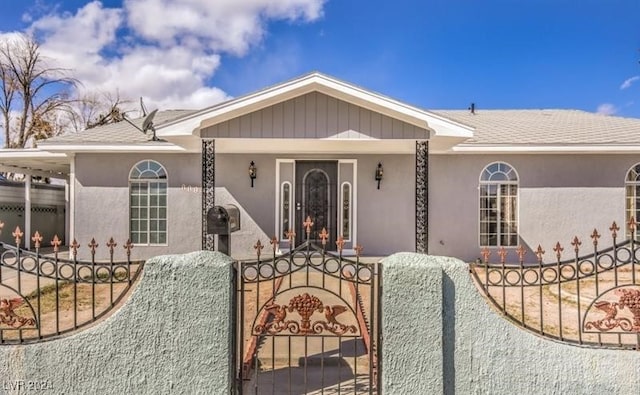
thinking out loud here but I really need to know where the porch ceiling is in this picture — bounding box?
[0,150,70,179]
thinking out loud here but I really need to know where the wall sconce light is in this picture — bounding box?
[375,162,383,189]
[249,161,257,187]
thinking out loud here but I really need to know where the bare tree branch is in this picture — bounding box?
[0,34,78,148]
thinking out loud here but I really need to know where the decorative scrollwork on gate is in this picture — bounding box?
[253,292,357,336]
[584,286,640,333]
[0,297,36,329]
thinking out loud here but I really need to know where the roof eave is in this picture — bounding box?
[450,144,640,154]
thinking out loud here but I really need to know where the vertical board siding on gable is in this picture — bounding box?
[200,92,428,139]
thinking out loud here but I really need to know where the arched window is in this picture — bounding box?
[625,164,640,237]
[479,162,518,247]
[129,160,167,245]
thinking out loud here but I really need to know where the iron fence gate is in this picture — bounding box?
[235,220,380,394]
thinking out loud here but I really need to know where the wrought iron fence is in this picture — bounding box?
[235,217,381,394]
[0,221,143,344]
[469,218,640,349]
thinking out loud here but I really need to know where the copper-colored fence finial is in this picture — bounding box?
[70,239,80,257]
[498,246,507,264]
[107,238,117,255]
[270,236,278,253]
[354,244,363,258]
[285,229,296,246]
[88,238,99,256]
[571,236,582,254]
[553,242,564,260]
[12,226,23,246]
[336,236,345,253]
[123,239,134,257]
[254,240,264,260]
[480,247,491,263]
[319,228,329,248]
[610,221,620,239]
[303,216,314,238]
[535,245,545,263]
[629,217,637,236]
[31,231,43,249]
[51,235,62,253]
[516,245,526,263]
[590,228,601,247]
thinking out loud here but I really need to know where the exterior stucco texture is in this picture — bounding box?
[0,251,234,395]
[382,253,640,394]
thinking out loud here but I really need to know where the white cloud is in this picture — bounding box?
[596,103,618,116]
[620,76,640,90]
[15,0,325,111]
[124,0,324,55]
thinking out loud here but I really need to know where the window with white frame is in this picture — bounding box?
[129,160,167,245]
[625,164,640,237]
[479,162,518,247]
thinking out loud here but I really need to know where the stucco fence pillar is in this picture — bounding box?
[0,251,234,395]
[382,253,640,395]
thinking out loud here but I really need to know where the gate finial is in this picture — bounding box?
[590,229,601,247]
[51,235,62,253]
[12,226,23,246]
[303,216,314,238]
[610,222,620,239]
[285,229,296,246]
[319,228,329,248]
[535,245,545,263]
[31,231,42,249]
[571,236,581,254]
[254,240,264,259]
[270,236,278,254]
[553,242,564,260]
[336,236,345,253]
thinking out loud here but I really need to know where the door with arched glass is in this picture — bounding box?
[295,161,337,248]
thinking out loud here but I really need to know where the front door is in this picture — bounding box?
[295,161,337,248]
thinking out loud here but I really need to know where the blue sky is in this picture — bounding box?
[1,0,640,117]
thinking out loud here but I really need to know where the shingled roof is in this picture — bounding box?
[36,106,640,148]
[39,110,196,145]
[432,109,640,145]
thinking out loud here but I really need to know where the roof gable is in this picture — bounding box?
[156,72,474,139]
[200,91,430,140]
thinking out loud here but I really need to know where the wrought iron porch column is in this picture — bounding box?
[416,140,429,253]
[202,139,215,250]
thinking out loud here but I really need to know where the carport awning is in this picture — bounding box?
[0,149,70,179]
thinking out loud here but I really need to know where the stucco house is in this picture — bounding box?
[2,72,640,262]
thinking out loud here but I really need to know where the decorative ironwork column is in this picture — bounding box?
[202,139,215,250]
[416,140,429,253]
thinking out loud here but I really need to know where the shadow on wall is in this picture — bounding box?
[215,187,271,259]
[442,273,455,395]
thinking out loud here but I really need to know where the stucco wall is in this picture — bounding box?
[74,153,201,260]
[2,251,640,394]
[429,154,634,263]
[383,253,640,394]
[0,251,234,395]
[216,153,415,256]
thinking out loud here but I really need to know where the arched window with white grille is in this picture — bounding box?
[129,160,167,245]
[479,162,519,247]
